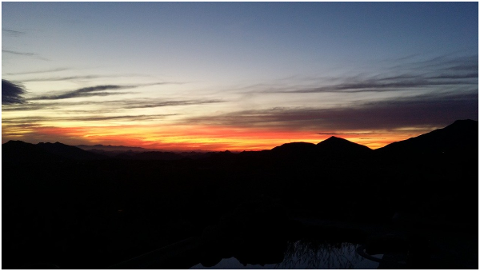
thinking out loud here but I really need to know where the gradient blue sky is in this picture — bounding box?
[2,2,478,150]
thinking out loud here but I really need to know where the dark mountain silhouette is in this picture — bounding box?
[377,119,478,156]
[316,136,372,157]
[2,119,478,269]
[77,144,151,153]
[2,140,106,162]
[269,142,318,163]
[2,140,60,163]
[3,119,477,163]
[115,150,184,160]
[271,142,317,154]
[37,142,106,160]
[269,137,372,162]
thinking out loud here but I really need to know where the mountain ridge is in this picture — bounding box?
[377,119,478,156]
[3,119,477,161]
[37,141,106,160]
[3,119,478,269]
[316,136,372,154]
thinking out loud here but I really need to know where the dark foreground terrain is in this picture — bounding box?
[2,119,478,268]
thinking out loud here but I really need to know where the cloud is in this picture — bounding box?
[280,73,476,94]
[3,49,35,57]
[6,67,70,76]
[1,117,46,124]
[72,114,177,122]
[3,98,224,112]
[430,73,478,80]
[121,99,224,109]
[2,79,27,105]
[20,74,145,83]
[2,114,176,125]
[262,54,477,94]
[3,49,48,60]
[2,28,25,37]
[181,92,478,132]
[31,85,130,100]
[30,82,170,100]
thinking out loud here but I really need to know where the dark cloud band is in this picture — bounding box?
[30,82,171,100]
[2,114,177,124]
[181,92,478,131]
[31,85,129,100]
[2,79,26,105]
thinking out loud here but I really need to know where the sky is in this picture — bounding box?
[2,2,478,151]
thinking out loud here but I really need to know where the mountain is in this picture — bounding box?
[377,119,478,156]
[3,140,106,162]
[37,142,106,160]
[269,138,372,163]
[316,136,372,157]
[2,120,478,269]
[270,137,372,157]
[77,144,151,153]
[271,142,317,154]
[2,140,60,163]
[3,119,477,163]
[115,150,183,160]
[269,142,319,163]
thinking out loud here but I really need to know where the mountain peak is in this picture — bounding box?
[316,136,371,157]
[318,136,369,148]
[322,136,351,143]
[451,119,476,125]
[444,119,477,132]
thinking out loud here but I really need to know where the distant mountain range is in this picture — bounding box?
[2,119,477,162]
[76,144,153,153]
[2,141,107,162]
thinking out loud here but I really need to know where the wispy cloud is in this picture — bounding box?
[121,99,224,109]
[5,67,70,76]
[2,114,176,124]
[31,85,131,100]
[3,49,35,57]
[279,73,476,94]
[2,79,27,105]
[20,74,153,83]
[262,54,477,94]
[2,28,25,37]
[3,49,48,61]
[3,98,225,112]
[30,82,172,100]
[72,114,177,122]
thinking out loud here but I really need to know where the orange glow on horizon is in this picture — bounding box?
[2,122,430,151]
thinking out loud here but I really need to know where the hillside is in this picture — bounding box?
[377,119,478,156]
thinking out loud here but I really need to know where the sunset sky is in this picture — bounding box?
[2,2,478,151]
